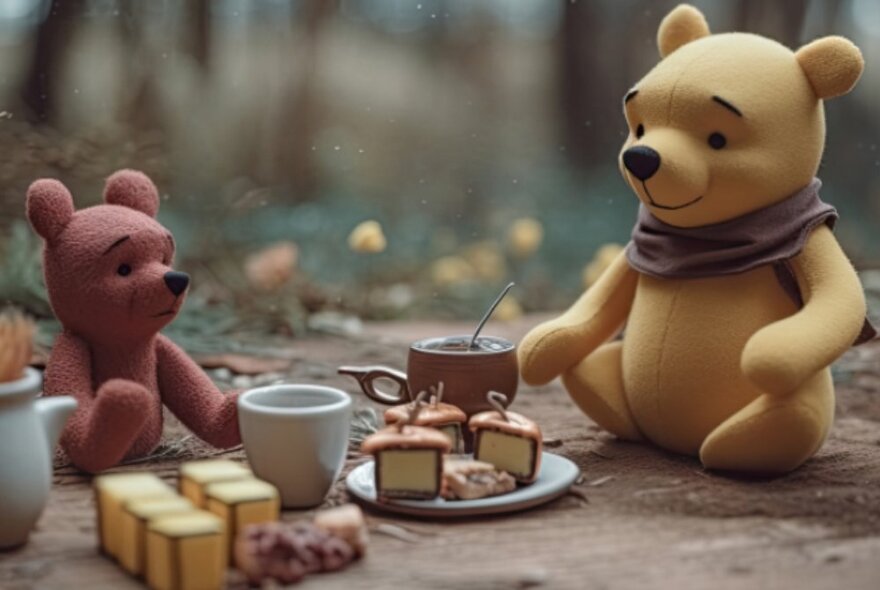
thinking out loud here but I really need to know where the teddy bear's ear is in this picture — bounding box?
[103,169,159,217]
[795,36,864,100]
[658,4,710,58]
[26,179,75,243]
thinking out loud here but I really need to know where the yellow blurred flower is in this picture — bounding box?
[431,256,476,286]
[463,241,507,282]
[492,295,523,322]
[583,242,625,288]
[507,217,544,258]
[348,220,387,253]
[244,241,299,292]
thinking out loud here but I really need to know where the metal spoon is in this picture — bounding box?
[468,281,515,350]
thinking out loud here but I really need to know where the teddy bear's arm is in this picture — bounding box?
[742,224,867,395]
[155,334,241,448]
[46,331,155,473]
[518,250,639,385]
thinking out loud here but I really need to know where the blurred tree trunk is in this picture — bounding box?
[262,0,333,198]
[818,0,845,35]
[118,1,162,131]
[182,0,211,71]
[559,1,657,171]
[21,0,84,123]
[559,0,601,169]
[735,0,808,47]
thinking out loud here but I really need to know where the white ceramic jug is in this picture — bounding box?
[0,367,77,549]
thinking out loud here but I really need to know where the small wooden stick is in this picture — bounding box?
[486,391,509,422]
[428,381,445,405]
[400,390,429,430]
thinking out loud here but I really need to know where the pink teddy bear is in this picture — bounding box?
[26,170,241,473]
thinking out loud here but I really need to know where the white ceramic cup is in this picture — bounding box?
[238,384,352,508]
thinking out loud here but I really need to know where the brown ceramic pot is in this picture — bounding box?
[338,335,518,417]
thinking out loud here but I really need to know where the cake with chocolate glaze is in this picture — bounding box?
[384,384,467,453]
[361,425,452,500]
[469,392,542,484]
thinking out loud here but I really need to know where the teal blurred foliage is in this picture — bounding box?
[0,221,49,318]
[0,0,878,343]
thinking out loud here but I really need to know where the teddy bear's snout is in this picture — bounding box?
[163,271,190,296]
[623,146,661,181]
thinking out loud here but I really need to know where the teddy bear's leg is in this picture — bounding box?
[61,379,153,473]
[561,341,644,441]
[699,370,834,474]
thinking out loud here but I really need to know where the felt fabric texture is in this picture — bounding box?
[626,178,834,279]
[657,4,710,59]
[27,170,241,474]
[518,4,870,474]
[627,177,876,344]
[795,36,864,99]
[616,18,865,228]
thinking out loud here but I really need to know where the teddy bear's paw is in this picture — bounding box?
[517,321,573,385]
[95,378,155,422]
[699,377,832,474]
[519,320,605,386]
[561,342,644,442]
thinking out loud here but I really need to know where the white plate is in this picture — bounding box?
[345,452,580,517]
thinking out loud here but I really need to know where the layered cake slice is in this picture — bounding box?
[361,425,452,501]
[384,383,467,453]
[441,458,516,500]
[470,392,543,484]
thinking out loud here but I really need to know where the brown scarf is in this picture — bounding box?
[626,178,875,345]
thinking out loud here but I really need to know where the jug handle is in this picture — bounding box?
[35,396,77,451]
[338,366,409,404]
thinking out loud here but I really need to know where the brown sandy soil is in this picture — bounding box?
[1,316,878,589]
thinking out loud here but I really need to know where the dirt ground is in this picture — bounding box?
[1,316,879,590]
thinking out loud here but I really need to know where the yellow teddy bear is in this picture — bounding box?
[519,4,875,474]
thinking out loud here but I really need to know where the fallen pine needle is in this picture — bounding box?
[566,486,590,504]
[372,523,423,543]
[588,475,614,487]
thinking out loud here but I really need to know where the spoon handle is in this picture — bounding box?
[469,282,515,349]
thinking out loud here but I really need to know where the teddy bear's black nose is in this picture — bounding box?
[163,271,190,296]
[623,146,661,181]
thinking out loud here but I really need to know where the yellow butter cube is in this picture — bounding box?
[118,497,195,577]
[204,479,280,561]
[145,511,226,590]
[94,472,176,558]
[179,460,251,508]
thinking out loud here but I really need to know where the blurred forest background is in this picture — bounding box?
[0,0,879,347]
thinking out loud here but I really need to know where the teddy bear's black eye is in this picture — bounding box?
[117,264,132,277]
[635,124,645,139]
[708,132,727,149]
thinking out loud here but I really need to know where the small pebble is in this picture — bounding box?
[232,375,254,388]
[518,567,549,587]
[212,367,232,381]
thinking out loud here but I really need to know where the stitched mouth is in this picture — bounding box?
[153,297,180,318]
[641,181,703,210]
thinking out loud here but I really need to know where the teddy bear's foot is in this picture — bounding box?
[699,371,834,474]
[562,341,644,441]
[63,379,154,473]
